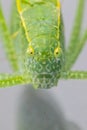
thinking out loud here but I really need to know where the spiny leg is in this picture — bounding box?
[65,30,87,70]
[0,73,31,88]
[65,0,86,70]
[0,4,19,72]
[61,71,87,79]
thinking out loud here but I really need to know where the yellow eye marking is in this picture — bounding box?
[27,46,34,55]
[54,45,62,57]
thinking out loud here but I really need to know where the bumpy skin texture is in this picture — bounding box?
[20,1,65,88]
[0,0,87,88]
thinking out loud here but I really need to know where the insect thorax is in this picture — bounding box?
[20,1,65,88]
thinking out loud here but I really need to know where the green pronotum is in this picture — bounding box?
[0,0,87,89]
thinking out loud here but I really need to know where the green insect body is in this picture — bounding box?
[0,0,87,89]
[17,0,64,88]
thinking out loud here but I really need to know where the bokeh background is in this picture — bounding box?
[0,0,87,130]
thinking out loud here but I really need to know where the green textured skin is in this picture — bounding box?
[20,1,65,88]
[0,0,87,88]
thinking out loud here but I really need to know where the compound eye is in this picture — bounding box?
[27,46,34,55]
[54,46,62,57]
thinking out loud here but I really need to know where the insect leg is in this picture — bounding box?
[9,0,25,72]
[61,71,87,79]
[65,0,85,70]
[0,73,30,88]
[65,30,87,70]
[0,4,19,72]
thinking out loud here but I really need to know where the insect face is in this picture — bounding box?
[26,37,64,88]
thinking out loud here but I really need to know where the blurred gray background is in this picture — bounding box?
[0,0,87,130]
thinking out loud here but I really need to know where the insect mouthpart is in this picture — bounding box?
[37,73,52,78]
[34,72,59,89]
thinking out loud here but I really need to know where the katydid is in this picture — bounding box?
[0,0,87,89]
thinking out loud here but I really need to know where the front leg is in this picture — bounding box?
[0,73,31,88]
[61,71,87,79]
